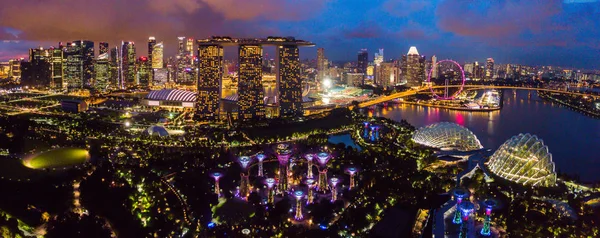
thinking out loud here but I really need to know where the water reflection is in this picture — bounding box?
[372,90,600,182]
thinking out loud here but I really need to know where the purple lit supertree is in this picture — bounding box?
[480,200,497,236]
[256,153,266,177]
[265,178,276,204]
[275,144,292,194]
[294,190,304,220]
[237,156,252,199]
[316,152,331,193]
[330,177,339,202]
[346,167,358,190]
[210,172,223,197]
[452,188,468,224]
[363,122,370,138]
[305,153,315,178]
[458,201,475,238]
[369,125,381,141]
[306,178,316,204]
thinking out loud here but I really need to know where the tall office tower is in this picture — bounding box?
[376,61,396,87]
[109,47,119,87]
[195,44,224,121]
[403,46,426,87]
[8,59,22,80]
[136,56,151,87]
[317,48,326,81]
[238,45,265,121]
[20,60,51,88]
[178,37,186,55]
[486,58,495,80]
[95,51,110,91]
[431,55,438,78]
[72,40,94,87]
[29,47,50,62]
[277,45,302,117]
[374,48,384,65]
[64,42,83,89]
[357,49,368,85]
[186,38,194,55]
[147,37,156,81]
[121,41,136,88]
[152,42,164,69]
[99,42,109,55]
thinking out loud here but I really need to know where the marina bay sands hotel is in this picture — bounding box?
[195,36,315,122]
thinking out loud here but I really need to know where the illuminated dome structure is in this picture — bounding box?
[143,89,197,108]
[412,122,483,151]
[144,125,169,137]
[487,133,556,187]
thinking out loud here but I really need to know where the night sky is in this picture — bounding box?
[1,0,599,69]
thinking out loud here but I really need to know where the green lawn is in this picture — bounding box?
[23,148,89,169]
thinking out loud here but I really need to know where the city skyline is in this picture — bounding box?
[1,0,600,69]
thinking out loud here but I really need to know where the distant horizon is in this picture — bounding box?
[2,0,600,69]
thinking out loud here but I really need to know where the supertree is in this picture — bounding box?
[304,153,315,178]
[363,121,370,138]
[369,125,381,141]
[275,144,292,194]
[345,167,358,190]
[305,178,316,204]
[452,188,468,224]
[265,178,276,204]
[316,152,331,193]
[330,177,339,202]
[480,200,497,236]
[294,190,304,220]
[458,201,475,238]
[210,172,222,197]
[256,153,266,177]
[237,156,252,199]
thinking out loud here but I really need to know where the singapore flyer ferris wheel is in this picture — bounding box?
[427,59,466,100]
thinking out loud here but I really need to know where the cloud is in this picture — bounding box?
[342,22,388,39]
[383,0,433,17]
[436,0,563,37]
[0,0,326,58]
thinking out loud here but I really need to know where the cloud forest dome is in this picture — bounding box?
[411,122,483,151]
[487,133,556,187]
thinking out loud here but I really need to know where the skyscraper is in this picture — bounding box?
[109,47,119,88]
[486,58,495,80]
[195,44,224,121]
[357,49,368,85]
[317,48,326,82]
[64,42,83,89]
[178,37,186,55]
[152,42,164,69]
[137,56,150,87]
[431,55,438,79]
[403,46,425,87]
[238,45,265,121]
[277,45,302,117]
[148,37,156,64]
[50,47,63,89]
[95,43,110,91]
[71,40,94,88]
[186,38,194,56]
[121,41,136,88]
[374,48,384,66]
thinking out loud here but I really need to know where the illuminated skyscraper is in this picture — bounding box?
[431,55,438,78]
[50,47,63,89]
[136,56,150,87]
[64,42,83,89]
[195,44,223,121]
[147,37,156,64]
[317,48,326,81]
[95,46,110,91]
[109,47,119,88]
[277,45,302,117]
[403,46,425,87]
[8,59,22,80]
[69,40,94,88]
[121,41,136,88]
[178,37,186,55]
[238,45,264,121]
[357,49,368,85]
[374,48,383,66]
[152,42,164,69]
[486,58,495,80]
[186,38,194,55]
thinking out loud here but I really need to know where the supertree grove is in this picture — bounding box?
[346,167,358,190]
[237,156,252,199]
[294,190,304,220]
[304,153,315,178]
[330,177,339,202]
[306,178,316,204]
[256,153,266,177]
[210,172,222,197]
[265,178,276,204]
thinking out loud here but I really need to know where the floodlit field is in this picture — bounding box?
[22,148,90,169]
